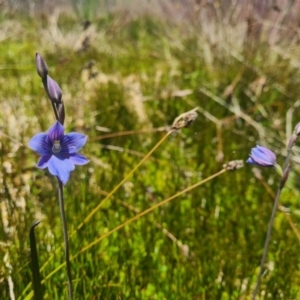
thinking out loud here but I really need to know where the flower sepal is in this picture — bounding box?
[274,163,283,176]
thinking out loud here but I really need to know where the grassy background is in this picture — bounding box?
[1,1,300,299]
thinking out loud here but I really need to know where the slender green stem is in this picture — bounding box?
[29,221,43,300]
[57,178,73,300]
[252,146,293,299]
[252,187,282,300]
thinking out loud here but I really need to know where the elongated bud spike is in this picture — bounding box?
[288,133,297,150]
[294,122,300,136]
[46,75,62,104]
[280,166,290,189]
[35,52,48,79]
[58,102,65,125]
[287,122,300,150]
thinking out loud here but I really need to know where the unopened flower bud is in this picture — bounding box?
[46,76,62,104]
[58,102,65,125]
[294,122,300,136]
[280,166,290,189]
[246,145,276,167]
[288,133,297,150]
[35,52,48,79]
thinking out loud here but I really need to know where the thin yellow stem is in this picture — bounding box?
[90,127,167,141]
[79,168,227,253]
[74,130,173,233]
[39,168,227,288]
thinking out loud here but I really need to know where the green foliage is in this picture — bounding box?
[1,8,300,300]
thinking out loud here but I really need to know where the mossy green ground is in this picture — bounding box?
[1,9,300,299]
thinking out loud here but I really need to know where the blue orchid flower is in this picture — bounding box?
[28,121,89,184]
[246,145,276,167]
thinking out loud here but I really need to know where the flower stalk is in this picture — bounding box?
[57,178,73,300]
[31,53,89,300]
[249,140,295,299]
[251,186,283,300]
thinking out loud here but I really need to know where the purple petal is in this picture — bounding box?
[37,155,52,168]
[47,122,64,142]
[69,153,89,165]
[255,145,276,163]
[61,133,87,153]
[249,155,273,167]
[246,157,257,165]
[47,155,75,185]
[247,145,276,167]
[28,133,52,155]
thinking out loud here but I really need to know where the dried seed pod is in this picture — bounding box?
[171,108,198,130]
[223,160,244,171]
